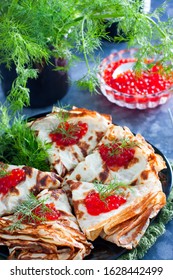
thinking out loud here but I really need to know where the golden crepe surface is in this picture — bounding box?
[0,189,92,260]
[29,107,112,176]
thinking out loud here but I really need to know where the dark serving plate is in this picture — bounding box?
[0,113,172,260]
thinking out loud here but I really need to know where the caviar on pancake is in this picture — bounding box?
[85,191,126,216]
[99,139,136,169]
[0,167,26,195]
[18,202,60,223]
[49,121,88,146]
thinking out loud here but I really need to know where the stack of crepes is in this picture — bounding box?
[0,163,92,259]
[0,106,167,259]
[66,124,166,249]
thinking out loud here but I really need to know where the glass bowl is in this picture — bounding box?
[98,49,173,109]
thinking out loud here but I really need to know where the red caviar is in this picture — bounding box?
[49,121,88,146]
[99,143,135,168]
[18,203,60,223]
[103,58,173,98]
[0,168,26,195]
[33,203,60,221]
[85,191,126,216]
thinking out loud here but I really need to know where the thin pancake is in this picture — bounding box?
[0,163,62,217]
[0,189,92,259]
[66,124,166,185]
[29,107,111,176]
[67,175,166,249]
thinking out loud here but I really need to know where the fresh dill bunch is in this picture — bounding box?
[76,66,101,94]
[6,193,50,232]
[94,178,129,200]
[116,1,173,71]
[0,105,50,171]
[0,0,173,111]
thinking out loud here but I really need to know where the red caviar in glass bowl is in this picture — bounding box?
[98,49,173,109]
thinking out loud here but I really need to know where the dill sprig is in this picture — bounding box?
[52,104,80,139]
[107,138,139,156]
[6,193,50,232]
[55,104,71,124]
[117,138,138,149]
[0,105,51,171]
[94,178,129,200]
[0,170,9,178]
[53,124,80,140]
[0,163,9,177]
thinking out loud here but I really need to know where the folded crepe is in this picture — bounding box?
[66,124,166,185]
[67,170,166,249]
[0,162,62,217]
[0,189,92,260]
[0,108,168,257]
[29,107,111,177]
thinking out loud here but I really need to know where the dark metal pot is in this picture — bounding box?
[0,57,69,108]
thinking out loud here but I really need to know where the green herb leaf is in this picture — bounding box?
[52,104,81,140]
[94,178,129,200]
[105,137,139,157]
[0,105,50,171]
[55,103,71,124]
[0,163,9,178]
[0,0,173,111]
[6,193,50,232]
